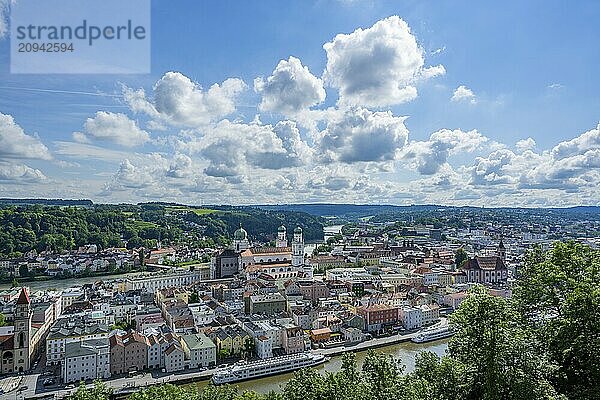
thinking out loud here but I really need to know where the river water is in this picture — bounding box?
[0,272,141,291]
[323,225,344,241]
[191,340,449,393]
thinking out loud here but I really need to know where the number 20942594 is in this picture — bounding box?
[18,42,74,52]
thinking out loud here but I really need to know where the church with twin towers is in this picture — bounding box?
[211,224,311,281]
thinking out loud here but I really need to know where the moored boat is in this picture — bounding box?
[411,327,454,343]
[212,352,328,384]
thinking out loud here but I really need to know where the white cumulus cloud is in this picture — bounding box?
[323,16,445,107]
[176,120,312,179]
[0,162,47,183]
[254,56,326,115]
[515,137,536,152]
[123,72,247,128]
[451,85,476,104]
[402,129,489,175]
[551,123,600,160]
[78,111,150,147]
[0,112,52,160]
[316,107,409,163]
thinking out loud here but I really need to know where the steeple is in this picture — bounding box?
[497,237,507,262]
[292,226,304,267]
[13,287,32,372]
[16,287,30,305]
[276,225,287,248]
[233,224,249,252]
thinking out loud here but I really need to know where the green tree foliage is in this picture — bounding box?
[242,337,256,359]
[110,320,136,331]
[515,242,600,400]
[183,207,324,244]
[449,285,561,400]
[127,383,280,400]
[68,380,112,400]
[0,204,324,257]
[454,248,468,268]
[406,352,466,400]
[283,351,414,400]
[218,348,231,360]
[189,291,200,304]
[18,264,29,277]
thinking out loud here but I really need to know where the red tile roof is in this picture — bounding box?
[16,287,30,305]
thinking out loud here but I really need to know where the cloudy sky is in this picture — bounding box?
[1,0,600,207]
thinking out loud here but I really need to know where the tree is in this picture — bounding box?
[405,351,466,400]
[218,348,230,360]
[514,242,600,400]
[0,313,7,327]
[18,264,29,277]
[454,248,468,268]
[189,291,200,304]
[127,236,145,250]
[241,337,256,359]
[139,248,146,270]
[449,285,561,400]
[110,320,135,331]
[67,380,111,400]
[283,367,325,400]
[360,350,405,400]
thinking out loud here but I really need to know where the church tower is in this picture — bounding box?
[497,238,507,263]
[233,224,249,252]
[13,287,32,372]
[292,226,304,267]
[276,225,287,248]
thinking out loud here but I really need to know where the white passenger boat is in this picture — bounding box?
[411,326,454,343]
[212,352,328,384]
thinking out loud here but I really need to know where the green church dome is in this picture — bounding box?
[234,225,248,240]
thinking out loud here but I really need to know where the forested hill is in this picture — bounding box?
[0,198,93,206]
[0,203,324,258]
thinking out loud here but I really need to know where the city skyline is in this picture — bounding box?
[1,0,600,207]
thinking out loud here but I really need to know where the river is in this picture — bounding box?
[323,225,344,242]
[191,340,448,394]
[0,271,143,292]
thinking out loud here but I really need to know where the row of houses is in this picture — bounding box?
[47,316,216,383]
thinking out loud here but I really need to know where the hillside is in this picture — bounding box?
[0,203,324,258]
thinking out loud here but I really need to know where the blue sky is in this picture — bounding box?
[0,0,599,206]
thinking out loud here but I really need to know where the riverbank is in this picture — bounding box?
[23,322,448,400]
[0,269,146,287]
[0,271,144,292]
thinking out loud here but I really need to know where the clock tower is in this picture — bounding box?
[13,287,32,372]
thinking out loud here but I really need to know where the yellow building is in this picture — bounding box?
[212,326,250,356]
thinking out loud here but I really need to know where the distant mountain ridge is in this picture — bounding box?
[1,199,599,217]
[256,203,600,218]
